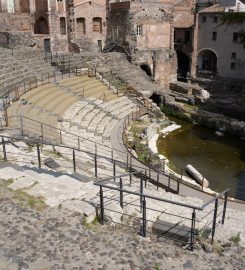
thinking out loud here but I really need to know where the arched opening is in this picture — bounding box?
[93,17,102,33]
[34,16,49,34]
[140,63,152,78]
[198,49,217,74]
[176,50,190,80]
[76,17,86,35]
[149,93,162,106]
[60,17,66,35]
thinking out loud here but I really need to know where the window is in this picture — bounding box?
[230,62,236,70]
[202,16,207,23]
[212,32,217,41]
[93,17,102,33]
[60,17,66,35]
[233,32,239,42]
[76,18,86,35]
[136,25,143,36]
[57,0,63,2]
[231,52,237,59]
[213,16,218,23]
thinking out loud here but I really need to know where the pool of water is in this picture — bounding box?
[157,117,245,200]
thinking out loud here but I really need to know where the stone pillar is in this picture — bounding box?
[191,9,199,78]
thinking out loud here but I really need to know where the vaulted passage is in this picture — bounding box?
[198,50,217,74]
[140,64,152,77]
[176,50,190,79]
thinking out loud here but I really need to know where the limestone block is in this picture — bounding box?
[62,199,97,223]
[0,167,26,180]
[9,176,37,190]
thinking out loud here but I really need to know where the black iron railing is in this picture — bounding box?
[95,173,230,250]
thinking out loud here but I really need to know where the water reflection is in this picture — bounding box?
[157,117,245,200]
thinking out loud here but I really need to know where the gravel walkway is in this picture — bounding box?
[0,183,244,270]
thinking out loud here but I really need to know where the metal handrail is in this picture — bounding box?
[95,174,229,211]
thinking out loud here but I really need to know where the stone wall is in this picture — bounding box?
[108,1,177,89]
[68,0,107,52]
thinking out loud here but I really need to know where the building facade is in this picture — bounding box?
[66,0,107,52]
[108,0,177,88]
[0,0,68,51]
[193,0,245,79]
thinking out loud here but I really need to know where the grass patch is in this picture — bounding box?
[161,105,192,122]
[212,243,224,255]
[82,215,100,230]
[13,189,47,211]
[0,178,14,189]
[230,232,241,245]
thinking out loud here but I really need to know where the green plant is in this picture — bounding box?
[13,189,47,211]
[82,215,100,229]
[155,263,161,270]
[220,12,245,25]
[0,178,14,189]
[220,13,245,47]
[230,232,241,245]
[199,228,211,240]
[160,105,191,122]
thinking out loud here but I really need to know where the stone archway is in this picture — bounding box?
[176,50,190,79]
[140,63,152,77]
[197,49,218,74]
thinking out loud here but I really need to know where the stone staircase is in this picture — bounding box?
[0,147,242,245]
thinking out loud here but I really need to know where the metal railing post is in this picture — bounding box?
[113,159,116,179]
[157,172,159,190]
[100,186,104,225]
[2,137,7,161]
[37,143,41,169]
[20,116,24,136]
[78,137,80,150]
[119,177,123,209]
[177,179,180,194]
[129,172,132,186]
[222,191,228,225]
[211,198,218,245]
[95,153,98,178]
[73,149,76,172]
[190,209,196,251]
[140,177,143,212]
[129,155,132,172]
[41,124,44,144]
[142,197,146,237]
[111,149,113,162]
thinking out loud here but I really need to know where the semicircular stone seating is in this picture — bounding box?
[7,73,140,158]
[59,95,139,158]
